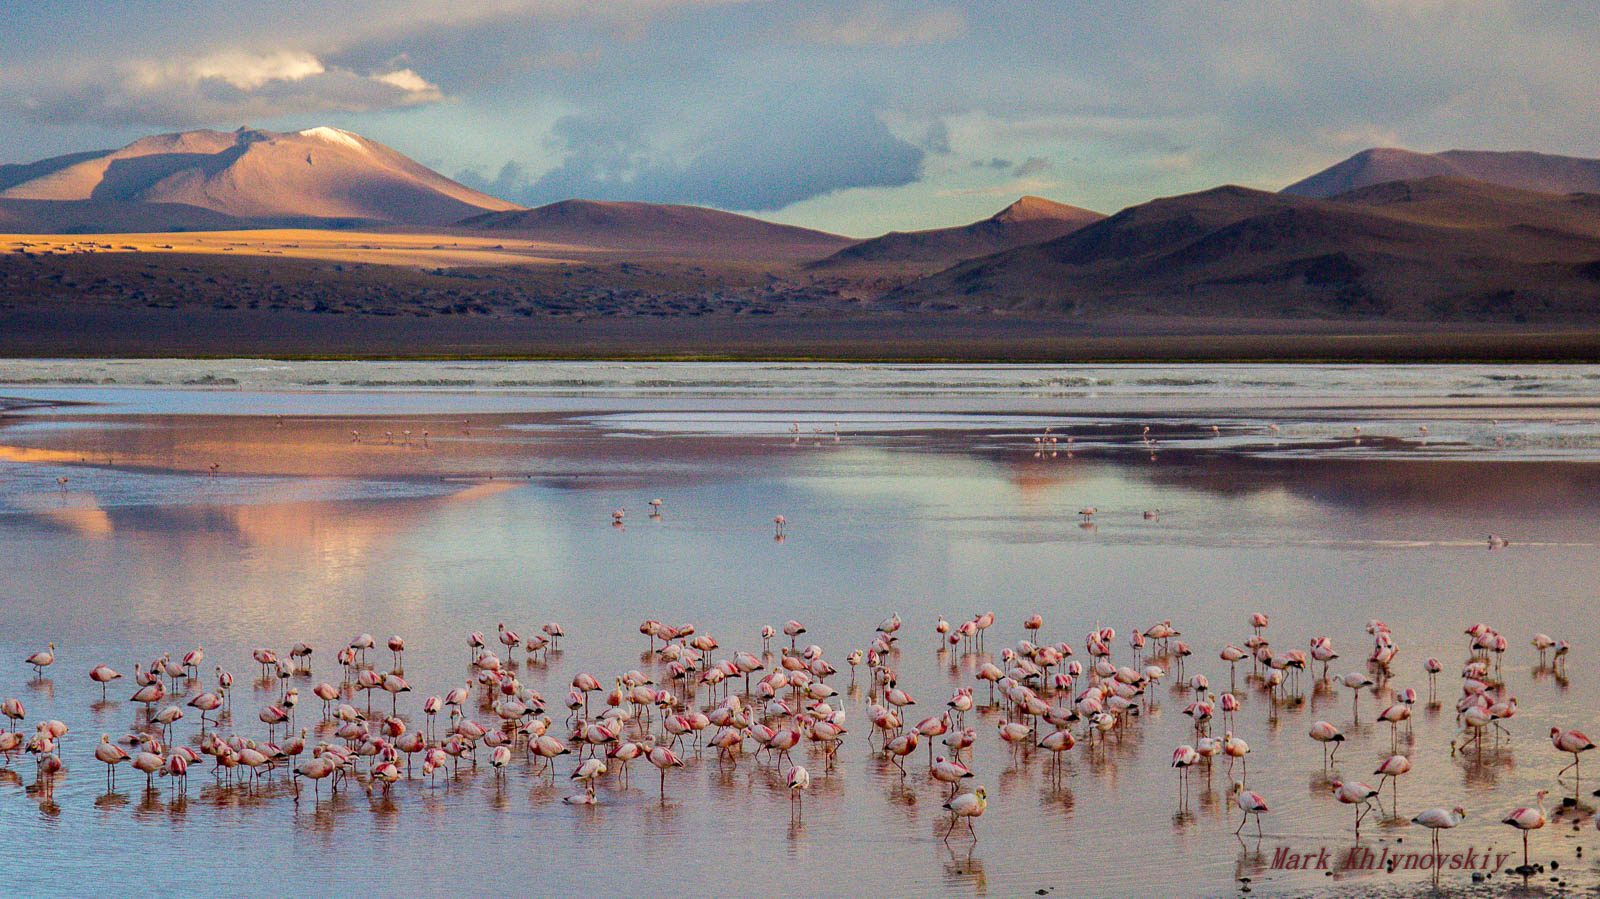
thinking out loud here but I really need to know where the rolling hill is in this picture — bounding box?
[458,199,853,261]
[806,196,1103,273]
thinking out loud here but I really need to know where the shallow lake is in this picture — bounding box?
[0,361,1596,897]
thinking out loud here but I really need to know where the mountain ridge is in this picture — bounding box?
[806,195,1104,273]
[1284,148,1600,199]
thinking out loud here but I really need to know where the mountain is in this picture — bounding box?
[807,196,1103,273]
[889,177,1600,321]
[1284,148,1600,199]
[458,199,852,261]
[0,127,519,230]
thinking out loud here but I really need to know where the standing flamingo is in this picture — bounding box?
[647,744,685,798]
[88,664,122,700]
[1374,754,1411,813]
[786,765,809,817]
[1231,782,1268,836]
[1309,721,1344,765]
[1552,728,1595,781]
[1501,791,1548,871]
[1412,806,1465,864]
[942,785,987,843]
[94,734,129,789]
[1332,780,1380,833]
[25,644,54,677]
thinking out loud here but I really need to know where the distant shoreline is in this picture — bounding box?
[3,307,1599,363]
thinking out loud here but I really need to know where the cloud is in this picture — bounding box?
[937,177,1063,199]
[179,51,327,90]
[6,49,442,127]
[798,3,967,48]
[1011,156,1052,177]
[462,94,925,211]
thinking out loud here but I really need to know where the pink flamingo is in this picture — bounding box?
[1231,782,1268,836]
[1501,791,1548,871]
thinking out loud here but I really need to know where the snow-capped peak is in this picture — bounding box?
[297,126,366,152]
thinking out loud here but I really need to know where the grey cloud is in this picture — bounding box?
[1011,156,1051,177]
[470,95,925,211]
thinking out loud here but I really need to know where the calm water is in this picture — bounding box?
[1,362,1598,897]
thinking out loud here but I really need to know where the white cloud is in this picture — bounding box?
[374,68,433,92]
[187,50,327,90]
[7,50,443,127]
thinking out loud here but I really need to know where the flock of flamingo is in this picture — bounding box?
[0,606,1592,881]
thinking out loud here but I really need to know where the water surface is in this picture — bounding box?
[0,361,1597,897]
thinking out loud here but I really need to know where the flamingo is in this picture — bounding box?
[381,673,411,713]
[569,757,606,802]
[1220,645,1247,689]
[1222,731,1250,781]
[931,755,974,796]
[293,756,339,800]
[786,765,810,816]
[25,644,54,677]
[88,664,122,700]
[1309,720,1344,764]
[942,785,987,843]
[1172,744,1200,797]
[1552,727,1595,781]
[1333,780,1380,832]
[1411,806,1465,861]
[1231,782,1268,836]
[130,681,165,709]
[1532,634,1556,665]
[783,620,806,649]
[164,752,189,791]
[647,744,685,797]
[1501,791,1548,871]
[1341,672,1374,721]
[95,734,129,789]
[1377,703,1411,751]
[1374,754,1411,812]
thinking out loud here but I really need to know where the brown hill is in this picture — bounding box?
[1284,148,1600,198]
[0,127,520,229]
[890,177,1600,321]
[458,199,852,261]
[807,196,1103,273]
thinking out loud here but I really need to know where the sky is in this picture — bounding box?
[3,0,1599,237]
